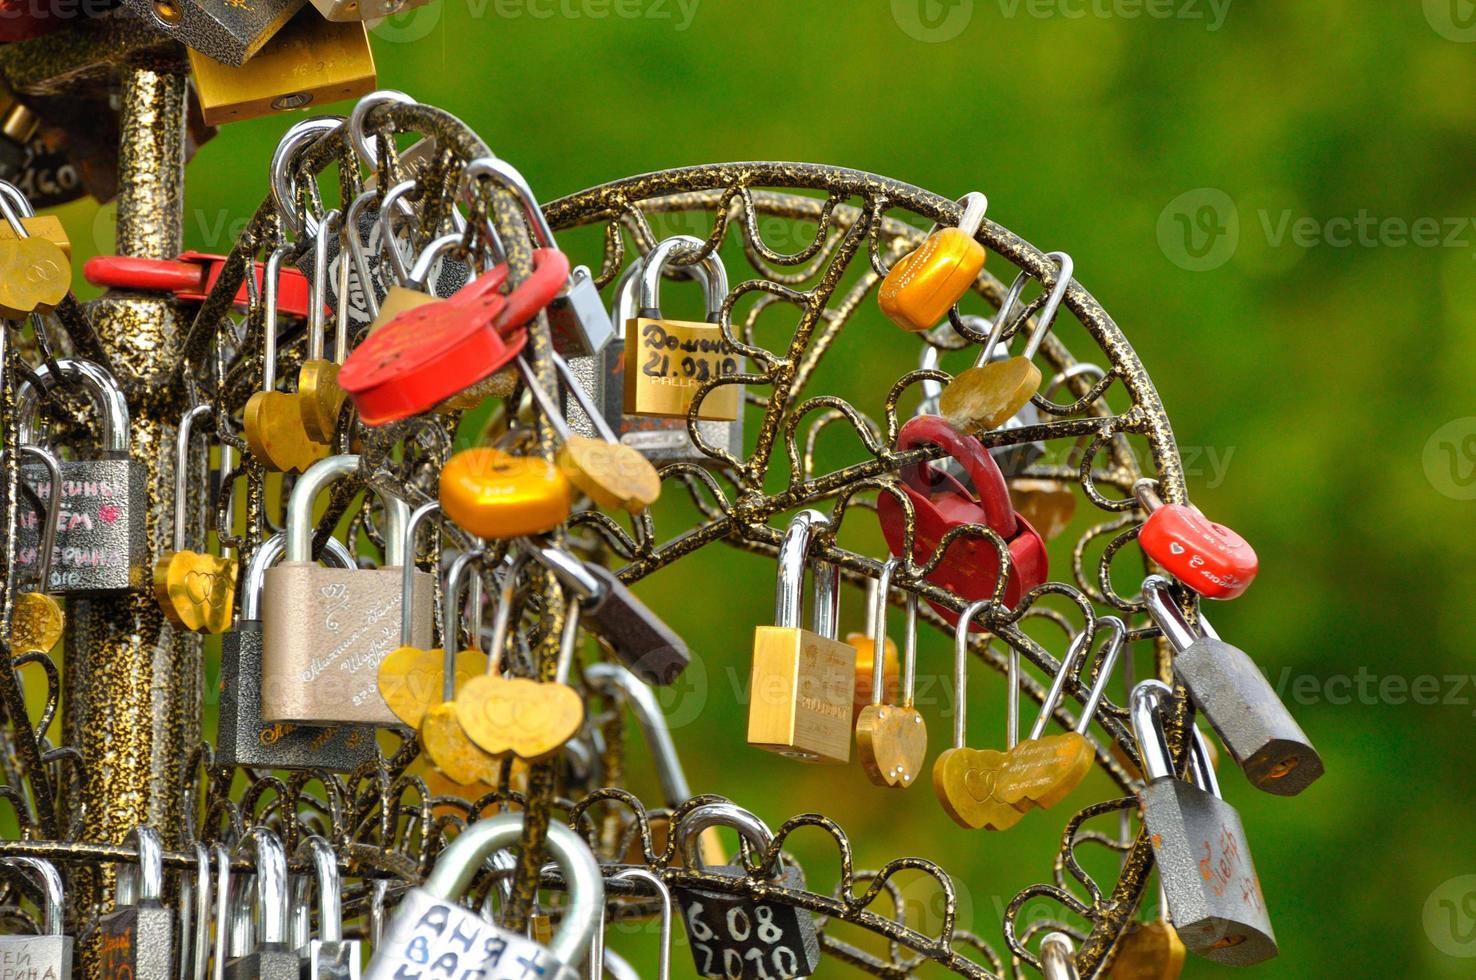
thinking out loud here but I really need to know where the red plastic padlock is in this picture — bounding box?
[339,248,569,425]
[83,251,314,319]
[877,415,1048,629]
[1135,480,1257,600]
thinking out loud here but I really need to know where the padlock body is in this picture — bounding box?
[747,627,856,764]
[99,903,173,980]
[1139,505,1257,599]
[224,947,301,980]
[18,456,147,594]
[310,0,436,21]
[118,0,303,66]
[548,266,615,358]
[1140,778,1276,966]
[674,865,820,980]
[1172,637,1322,796]
[0,934,72,980]
[261,564,434,726]
[1107,920,1186,980]
[364,887,578,980]
[299,938,362,980]
[367,286,438,334]
[879,227,986,332]
[623,317,742,420]
[218,624,378,770]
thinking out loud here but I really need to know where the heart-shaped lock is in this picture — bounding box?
[1135,481,1258,600]
[153,551,238,633]
[854,559,927,789]
[11,591,64,653]
[455,675,585,762]
[1109,919,1187,980]
[0,235,70,319]
[877,414,1047,630]
[420,701,500,787]
[378,647,489,730]
[932,747,1025,831]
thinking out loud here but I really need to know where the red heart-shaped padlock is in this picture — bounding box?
[340,248,569,425]
[1139,503,1257,599]
[877,414,1048,629]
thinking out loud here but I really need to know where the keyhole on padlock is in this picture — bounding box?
[1265,756,1299,779]
[151,0,181,23]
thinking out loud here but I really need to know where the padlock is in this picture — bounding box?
[672,802,821,980]
[844,574,899,722]
[0,168,70,320]
[854,558,926,789]
[879,191,988,332]
[624,235,743,422]
[876,414,1047,627]
[120,0,303,66]
[599,869,672,980]
[14,358,148,594]
[464,157,615,357]
[217,530,377,771]
[1135,481,1258,600]
[439,445,572,541]
[1109,880,1186,980]
[919,319,1043,478]
[224,829,299,980]
[1040,931,1080,980]
[1142,576,1322,796]
[189,8,377,127]
[10,445,64,653]
[1130,680,1277,966]
[747,509,857,764]
[0,857,71,980]
[363,814,602,980]
[83,251,312,318]
[311,0,436,21]
[99,826,173,980]
[357,179,472,329]
[154,405,239,634]
[525,542,688,685]
[178,843,211,980]
[938,253,1072,435]
[290,836,360,980]
[262,453,434,726]
[297,209,352,443]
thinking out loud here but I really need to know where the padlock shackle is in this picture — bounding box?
[550,349,619,444]
[639,235,729,321]
[16,444,60,590]
[1142,575,1203,653]
[424,815,603,970]
[15,357,130,454]
[406,231,465,292]
[515,357,573,442]
[774,509,839,638]
[241,531,354,622]
[228,827,290,954]
[346,89,416,171]
[976,251,1072,367]
[676,803,787,881]
[486,550,535,676]
[1189,726,1222,800]
[306,209,341,359]
[259,244,294,394]
[441,550,485,701]
[211,844,230,980]
[285,454,412,565]
[379,180,422,286]
[949,599,996,750]
[344,189,383,321]
[1040,931,1080,980]
[399,501,441,646]
[172,405,213,554]
[115,825,164,907]
[189,843,211,980]
[1129,679,1176,784]
[607,868,672,980]
[524,543,603,605]
[1042,361,1106,403]
[611,243,717,328]
[867,559,919,708]
[269,116,343,240]
[1027,624,1093,743]
[3,857,62,936]
[585,664,691,808]
[290,835,343,946]
[1075,616,1127,736]
[462,157,559,252]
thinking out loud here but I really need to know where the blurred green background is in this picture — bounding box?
[53,1,1476,977]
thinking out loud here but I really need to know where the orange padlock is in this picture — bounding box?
[439,447,573,539]
[879,192,988,332]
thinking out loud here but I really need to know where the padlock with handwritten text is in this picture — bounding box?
[99,827,172,980]
[14,358,147,594]
[261,454,434,727]
[0,857,71,980]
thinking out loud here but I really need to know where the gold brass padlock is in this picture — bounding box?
[879,191,987,332]
[1110,880,1187,980]
[189,7,377,127]
[747,509,857,765]
[623,236,741,421]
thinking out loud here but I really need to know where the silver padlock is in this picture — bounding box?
[363,815,603,980]
[1131,680,1277,966]
[217,531,378,771]
[291,836,360,980]
[224,829,299,980]
[672,803,821,980]
[261,454,434,727]
[1040,932,1079,980]
[1143,576,1323,796]
[99,826,174,980]
[14,358,147,594]
[0,857,71,980]
[464,157,614,358]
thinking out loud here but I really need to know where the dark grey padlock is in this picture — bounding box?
[216,531,377,772]
[99,826,173,980]
[1131,680,1277,967]
[1143,576,1323,796]
[0,856,72,980]
[119,0,305,65]
[15,357,147,594]
[526,543,690,686]
[224,829,300,980]
[291,836,360,980]
[673,803,820,980]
